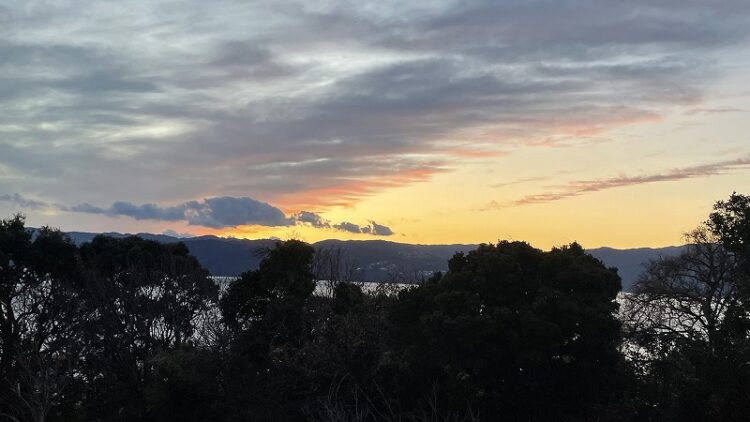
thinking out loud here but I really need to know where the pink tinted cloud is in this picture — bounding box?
[272,166,448,211]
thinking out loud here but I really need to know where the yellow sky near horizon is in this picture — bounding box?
[207,108,749,249]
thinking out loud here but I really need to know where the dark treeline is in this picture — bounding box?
[1,194,749,422]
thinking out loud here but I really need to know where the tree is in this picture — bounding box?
[312,245,358,297]
[387,241,623,420]
[708,192,750,308]
[76,235,218,421]
[220,240,318,420]
[708,192,750,258]
[0,216,82,422]
[622,194,750,421]
[221,240,315,330]
[624,228,737,355]
[144,347,225,422]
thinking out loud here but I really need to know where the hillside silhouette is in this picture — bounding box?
[60,231,683,290]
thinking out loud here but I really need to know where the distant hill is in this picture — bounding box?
[588,246,685,291]
[65,231,278,277]
[62,231,685,291]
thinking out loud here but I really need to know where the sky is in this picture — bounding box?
[1,0,750,248]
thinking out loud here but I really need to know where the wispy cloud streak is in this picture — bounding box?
[490,155,750,207]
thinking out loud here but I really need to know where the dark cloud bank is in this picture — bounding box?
[71,197,290,229]
[1,194,394,236]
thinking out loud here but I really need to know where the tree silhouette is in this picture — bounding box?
[0,216,81,422]
[388,241,623,420]
[75,235,217,420]
[623,194,750,421]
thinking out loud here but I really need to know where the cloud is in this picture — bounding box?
[71,201,185,221]
[0,193,56,210]
[1,189,398,236]
[333,221,363,234]
[72,196,292,229]
[205,42,299,81]
[188,197,292,228]
[369,221,395,236]
[684,107,746,115]
[295,211,395,236]
[333,220,394,236]
[491,176,551,189]
[270,166,447,209]
[292,211,330,228]
[492,154,750,207]
[67,195,396,235]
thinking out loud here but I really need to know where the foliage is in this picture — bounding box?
[76,235,217,421]
[622,194,750,421]
[0,216,81,422]
[387,241,623,420]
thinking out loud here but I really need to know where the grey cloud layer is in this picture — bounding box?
[1,1,749,210]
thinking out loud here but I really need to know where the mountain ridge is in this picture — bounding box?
[59,230,685,291]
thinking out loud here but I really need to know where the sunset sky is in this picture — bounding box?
[1,1,749,248]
